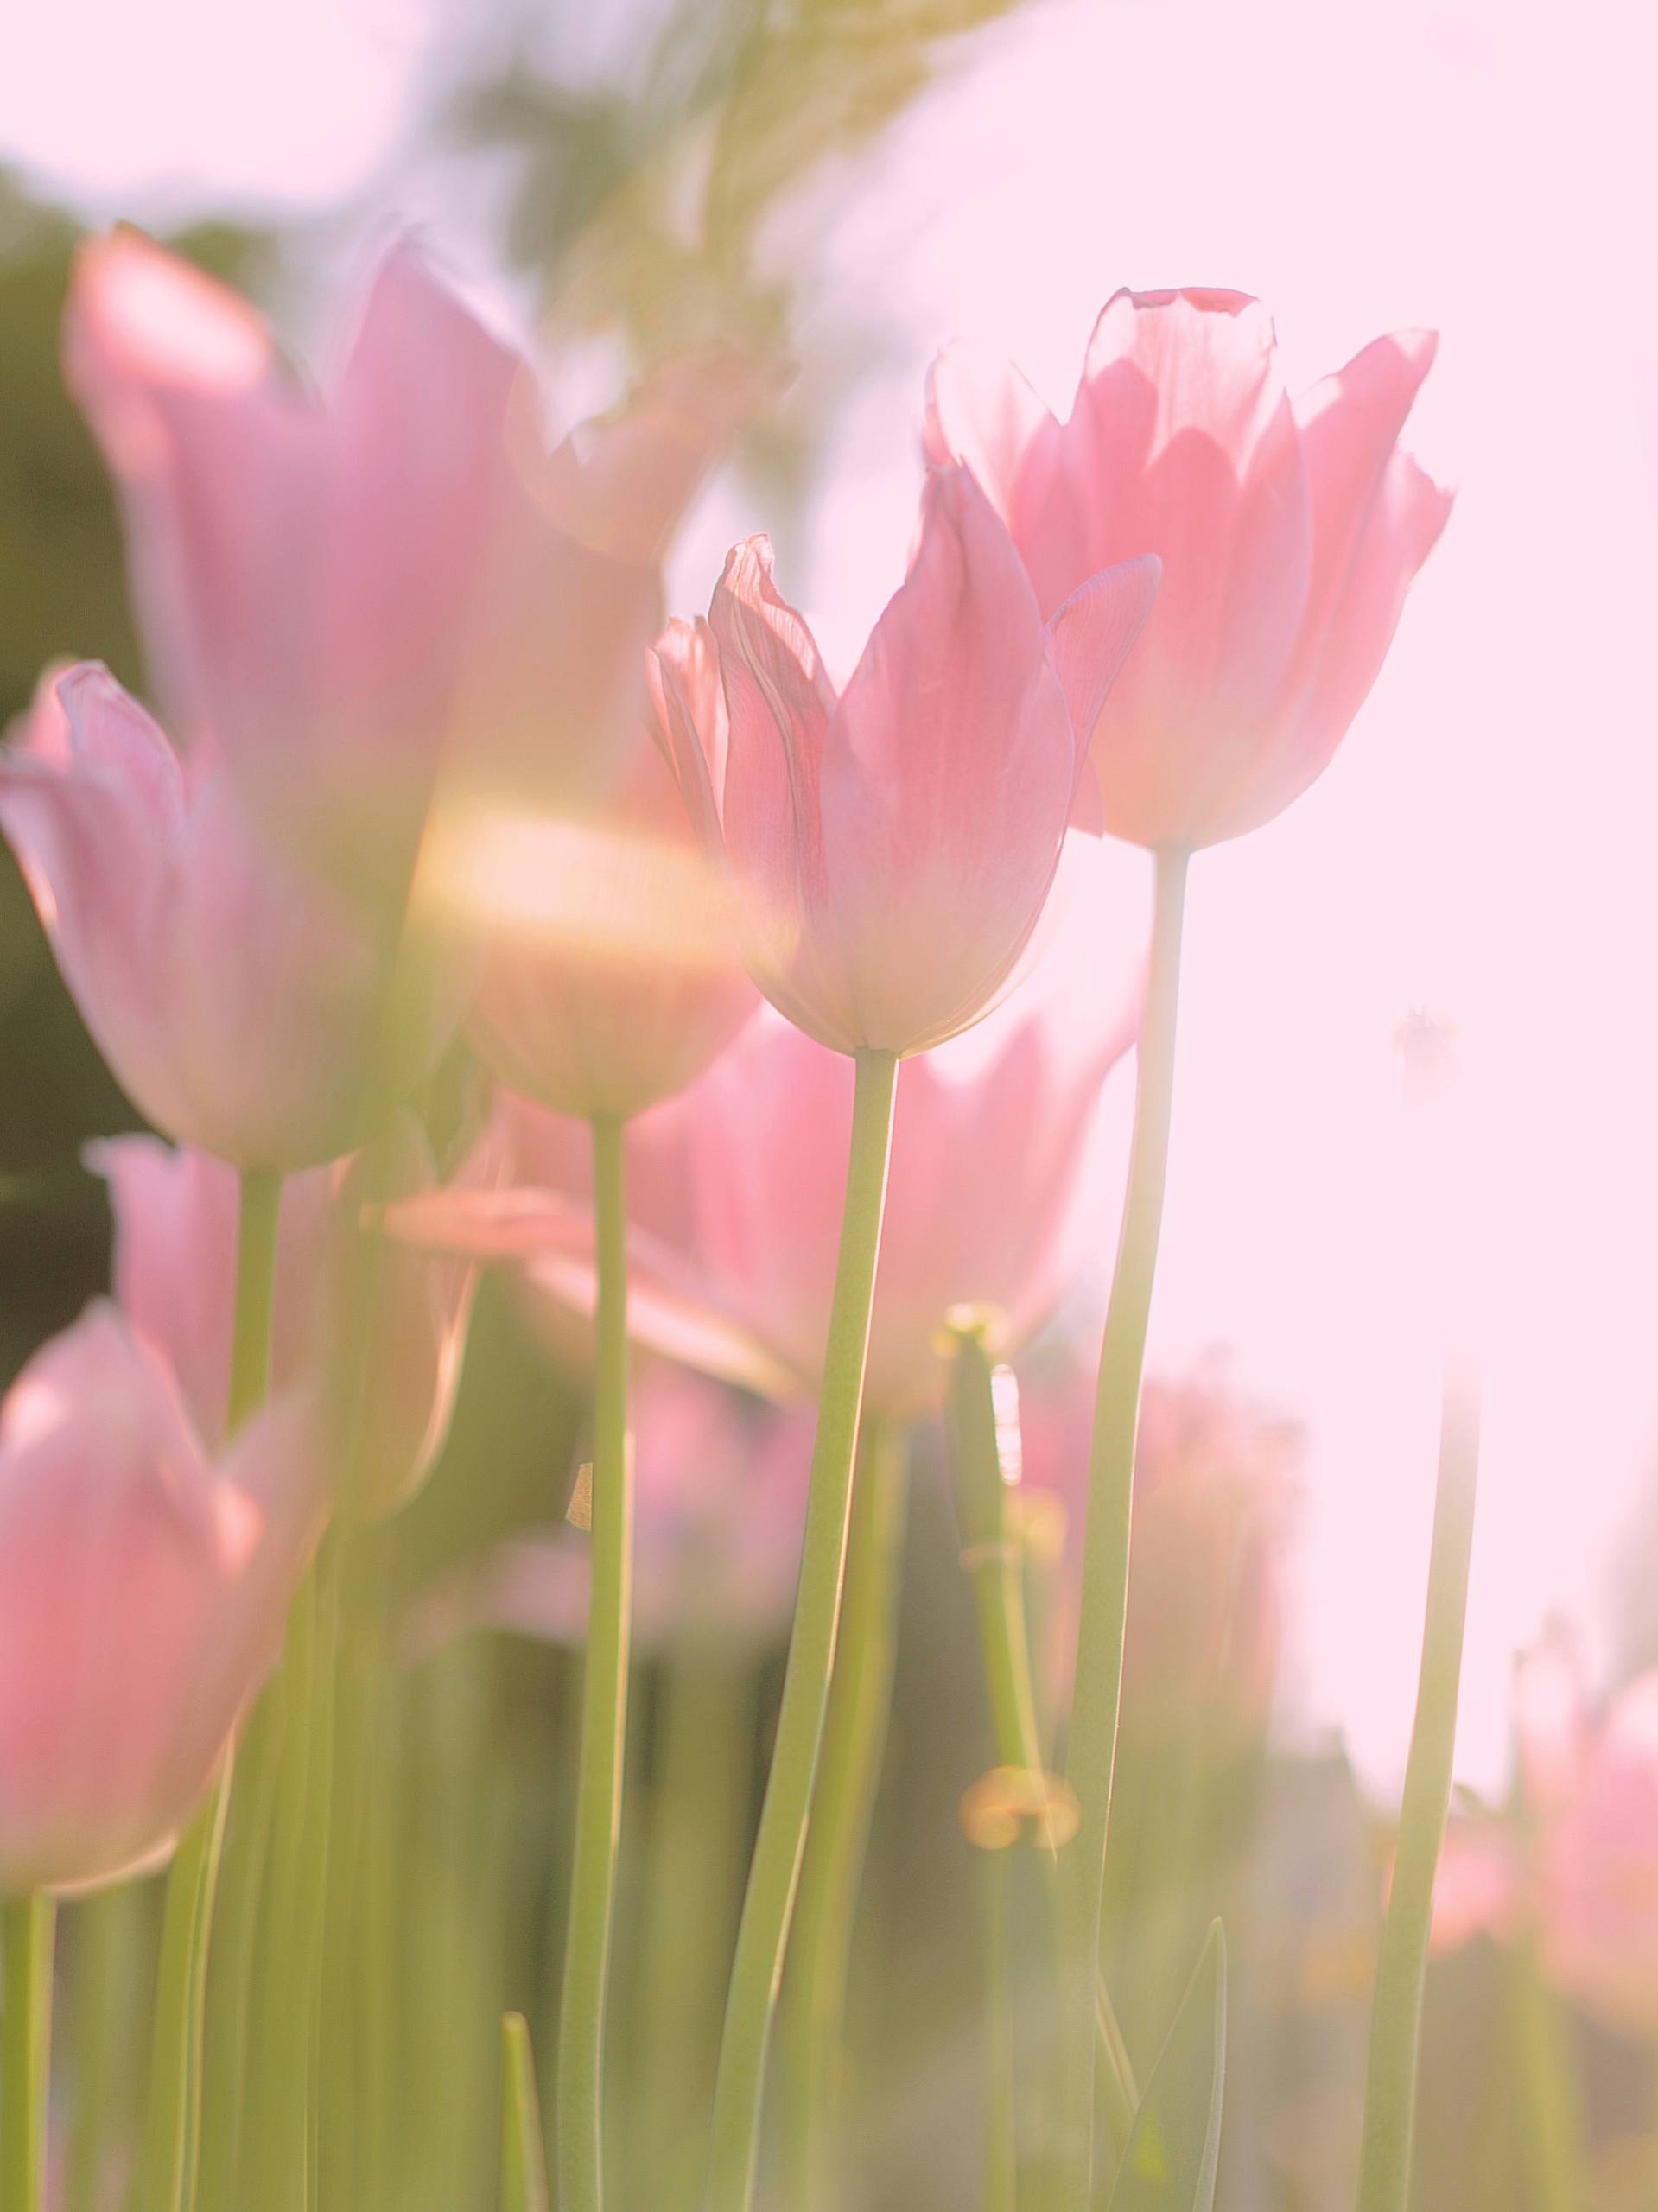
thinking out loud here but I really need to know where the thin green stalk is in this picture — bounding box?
[296,1546,343,2211]
[633,1653,754,2212]
[705,1046,900,2212]
[1506,1936,1583,2212]
[65,1879,147,2212]
[779,1417,911,2212]
[985,1856,1017,2212]
[944,1325,1137,2178]
[225,1168,283,1431]
[501,2013,551,2212]
[196,1690,285,2210]
[1354,1335,1481,2212]
[139,1166,283,2212]
[2,1895,56,2212]
[556,1112,634,2212]
[240,1574,318,2212]
[1058,846,1189,2210]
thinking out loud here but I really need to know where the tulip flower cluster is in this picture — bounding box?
[0,228,1468,2212]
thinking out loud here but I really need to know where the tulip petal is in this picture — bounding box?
[708,538,849,1034]
[924,344,1092,620]
[923,343,1057,526]
[816,467,1075,1049]
[62,230,276,744]
[1073,290,1312,798]
[648,618,727,849]
[1224,449,1452,841]
[1291,329,1439,685]
[1043,553,1162,765]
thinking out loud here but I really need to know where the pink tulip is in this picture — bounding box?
[1539,1675,1658,2038]
[0,664,464,1168]
[1426,1634,1658,2037]
[1019,1353,1298,1741]
[65,229,765,896]
[87,1121,480,1520]
[391,835,1146,1417]
[650,463,1159,1055]
[417,1366,812,1656]
[924,288,1452,849]
[463,727,761,1121]
[1427,1632,1581,1958]
[0,1305,321,1894]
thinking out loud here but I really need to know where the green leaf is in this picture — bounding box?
[1107,1922,1227,2212]
[499,2013,550,2212]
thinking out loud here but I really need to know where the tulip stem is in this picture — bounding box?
[2,1894,55,2212]
[226,1168,284,1433]
[779,1415,911,2212]
[1058,844,1189,2208]
[943,1323,1140,2177]
[1507,1936,1584,2212]
[138,1166,284,2212]
[632,1650,753,2210]
[1354,1336,1480,2212]
[705,1046,899,2212]
[556,1113,634,2212]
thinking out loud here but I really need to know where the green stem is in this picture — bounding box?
[65,1880,146,2212]
[241,1573,319,2212]
[1506,1936,1583,2212]
[945,1325,1137,2182]
[196,1689,284,2210]
[984,1856,1017,2212]
[556,1113,633,2212]
[634,1653,754,2212]
[779,1418,911,2212]
[705,1046,899,2212]
[2,1895,55,2212]
[1354,1334,1480,2212]
[1058,845,1188,2209]
[226,1168,283,1433]
[501,2013,551,2212]
[139,1166,283,2212]
[295,1546,342,2212]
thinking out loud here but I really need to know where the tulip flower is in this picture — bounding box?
[0,664,465,1169]
[455,727,761,1121]
[1020,1355,1298,1744]
[388,832,1146,1418]
[924,287,1452,850]
[0,1304,321,1897]
[926,290,1452,2209]
[650,463,1159,1056]
[65,227,767,900]
[1432,1635,1658,2042]
[87,1120,480,1520]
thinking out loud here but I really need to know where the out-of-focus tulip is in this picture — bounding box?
[65,228,765,899]
[1429,1633,1658,2039]
[455,728,760,1122]
[1020,1353,1299,1741]
[1539,1675,1658,2038]
[651,463,1158,1055]
[924,288,1451,849]
[87,1121,480,1521]
[0,1305,321,1895]
[0,665,463,1169]
[418,1367,811,1656]
[390,836,1146,1417]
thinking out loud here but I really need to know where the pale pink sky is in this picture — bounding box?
[4,0,1656,1789]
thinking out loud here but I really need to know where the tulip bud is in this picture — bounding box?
[0,1306,321,1895]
